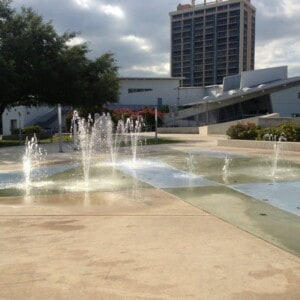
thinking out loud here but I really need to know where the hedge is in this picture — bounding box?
[226,122,300,142]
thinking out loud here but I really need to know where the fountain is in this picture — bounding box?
[270,132,287,180]
[187,152,194,175]
[222,155,232,184]
[124,116,144,164]
[69,111,145,188]
[22,134,46,191]
[77,113,94,188]
[1,111,300,256]
[109,118,125,166]
[271,142,280,179]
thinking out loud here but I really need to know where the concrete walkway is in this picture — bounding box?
[0,135,300,299]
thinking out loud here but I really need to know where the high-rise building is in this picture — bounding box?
[170,0,256,87]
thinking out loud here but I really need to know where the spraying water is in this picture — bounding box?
[23,134,46,191]
[110,119,126,166]
[222,155,232,184]
[71,111,145,185]
[77,114,94,188]
[124,116,144,164]
[271,142,280,180]
[271,133,287,180]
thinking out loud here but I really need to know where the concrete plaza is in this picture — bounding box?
[0,134,300,299]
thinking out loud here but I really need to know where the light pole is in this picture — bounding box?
[18,111,22,144]
[203,96,209,125]
[57,104,63,152]
[176,86,180,107]
[155,107,158,141]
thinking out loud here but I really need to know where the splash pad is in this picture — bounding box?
[0,116,300,256]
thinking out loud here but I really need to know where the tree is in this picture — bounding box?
[0,0,119,117]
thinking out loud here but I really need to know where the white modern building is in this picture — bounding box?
[164,66,300,126]
[1,77,183,135]
[1,105,69,136]
[115,77,183,108]
[115,77,222,108]
[1,66,300,135]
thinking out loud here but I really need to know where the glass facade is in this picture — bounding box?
[170,0,256,87]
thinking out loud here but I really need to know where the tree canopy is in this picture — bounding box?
[0,0,119,116]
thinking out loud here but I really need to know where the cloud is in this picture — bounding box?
[252,0,300,76]
[130,63,170,76]
[255,0,300,18]
[283,0,300,17]
[100,4,124,18]
[11,0,300,77]
[66,36,86,46]
[255,38,300,77]
[121,35,152,52]
[74,0,91,10]
[73,0,125,20]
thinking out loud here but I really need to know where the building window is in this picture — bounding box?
[10,119,17,130]
[298,92,300,99]
[217,5,228,11]
[229,3,240,9]
[206,7,216,14]
[195,10,204,16]
[128,88,153,94]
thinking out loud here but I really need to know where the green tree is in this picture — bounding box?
[0,0,119,117]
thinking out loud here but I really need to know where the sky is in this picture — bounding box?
[12,0,300,78]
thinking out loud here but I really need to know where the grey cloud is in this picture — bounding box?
[11,0,300,77]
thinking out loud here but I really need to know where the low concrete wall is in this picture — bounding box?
[158,127,199,134]
[159,114,300,136]
[199,113,294,136]
[259,117,300,128]
[218,139,300,152]
[200,115,262,136]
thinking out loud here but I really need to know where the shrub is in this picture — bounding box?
[11,125,45,136]
[137,107,164,131]
[278,122,300,141]
[228,121,300,142]
[111,107,164,131]
[226,122,260,140]
[10,125,50,139]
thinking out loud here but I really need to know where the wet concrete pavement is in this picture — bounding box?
[0,134,300,299]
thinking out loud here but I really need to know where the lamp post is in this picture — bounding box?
[155,107,158,141]
[203,96,209,125]
[176,86,180,107]
[57,104,63,152]
[18,111,22,144]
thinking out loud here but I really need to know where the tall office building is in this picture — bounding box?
[170,0,256,87]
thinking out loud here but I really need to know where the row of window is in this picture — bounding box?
[128,88,153,94]
[173,18,241,30]
[173,2,241,20]
[172,46,241,58]
[173,72,247,85]
[172,10,243,26]
[172,20,240,35]
[172,3,240,20]
[172,59,240,71]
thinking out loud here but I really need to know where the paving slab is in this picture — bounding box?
[0,189,300,299]
[0,135,300,299]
